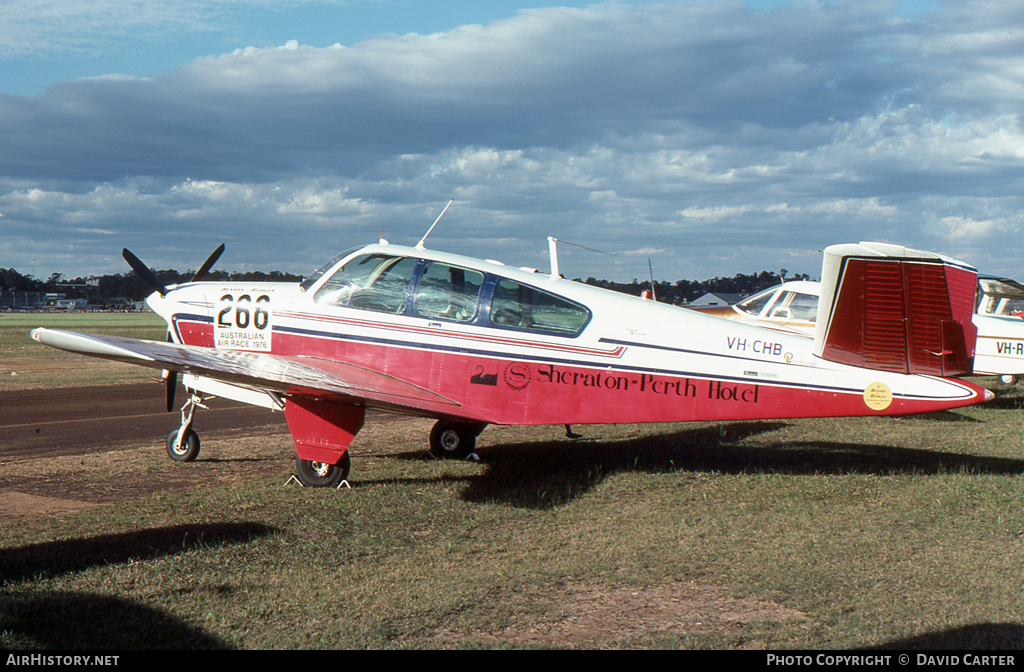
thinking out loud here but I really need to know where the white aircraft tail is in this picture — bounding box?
[813,242,978,377]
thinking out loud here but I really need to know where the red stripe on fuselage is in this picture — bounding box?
[275,310,626,358]
[171,317,983,425]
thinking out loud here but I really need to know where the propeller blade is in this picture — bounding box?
[192,243,225,282]
[165,370,178,413]
[164,331,177,412]
[122,248,168,296]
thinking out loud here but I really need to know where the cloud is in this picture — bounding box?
[0,1,349,59]
[0,2,914,183]
[936,215,1003,240]
[4,0,1024,282]
[0,1,218,58]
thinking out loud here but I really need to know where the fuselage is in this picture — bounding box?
[147,243,986,425]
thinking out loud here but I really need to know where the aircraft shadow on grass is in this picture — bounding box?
[869,622,1024,650]
[0,522,276,585]
[972,393,1024,411]
[0,522,276,649]
[0,592,232,650]
[899,409,982,423]
[385,420,1024,510]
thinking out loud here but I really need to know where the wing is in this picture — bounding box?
[30,328,460,415]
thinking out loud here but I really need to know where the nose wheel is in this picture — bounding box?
[166,391,207,462]
[166,426,201,462]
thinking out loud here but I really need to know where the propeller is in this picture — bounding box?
[163,332,178,412]
[164,372,178,412]
[122,243,225,295]
[191,243,225,282]
[122,248,168,296]
[123,244,226,411]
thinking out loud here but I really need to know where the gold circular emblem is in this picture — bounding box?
[863,382,893,411]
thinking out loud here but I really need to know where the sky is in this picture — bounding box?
[2,0,1024,285]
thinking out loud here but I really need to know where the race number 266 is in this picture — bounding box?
[217,294,270,330]
[215,293,273,351]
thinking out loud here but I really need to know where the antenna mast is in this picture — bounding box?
[547,237,615,278]
[416,199,453,250]
[548,237,560,277]
[648,258,657,302]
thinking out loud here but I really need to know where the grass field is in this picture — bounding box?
[1,314,1023,649]
[0,312,168,389]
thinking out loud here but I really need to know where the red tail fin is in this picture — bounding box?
[814,243,977,377]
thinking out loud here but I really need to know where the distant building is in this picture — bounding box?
[1,291,46,309]
[44,295,89,310]
[689,292,744,307]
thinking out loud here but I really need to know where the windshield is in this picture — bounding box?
[977,278,1024,316]
[735,286,779,317]
[299,247,362,292]
[315,254,418,313]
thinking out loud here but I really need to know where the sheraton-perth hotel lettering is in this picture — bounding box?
[532,363,760,404]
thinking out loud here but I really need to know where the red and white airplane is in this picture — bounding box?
[31,235,992,487]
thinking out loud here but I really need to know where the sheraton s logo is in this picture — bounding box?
[503,362,532,390]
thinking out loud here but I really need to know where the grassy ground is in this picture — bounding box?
[1,314,1023,649]
[0,312,167,389]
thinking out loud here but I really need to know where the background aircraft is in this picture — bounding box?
[32,238,991,487]
[693,270,1024,383]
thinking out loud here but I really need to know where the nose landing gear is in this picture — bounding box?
[166,391,207,462]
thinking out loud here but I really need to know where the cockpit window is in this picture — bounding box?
[490,279,590,336]
[310,251,590,333]
[314,254,418,314]
[300,247,361,292]
[414,262,484,323]
[736,286,778,317]
[786,292,818,321]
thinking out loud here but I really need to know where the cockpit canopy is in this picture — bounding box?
[734,281,820,323]
[309,251,591,337]
[977,276,1024,318]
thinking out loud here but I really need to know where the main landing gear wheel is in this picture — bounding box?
[295,452,351,488]
[1000,375,1018,385]
[166,427,200,462]
[429,421,484,459]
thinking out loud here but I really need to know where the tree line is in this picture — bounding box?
[0,268,304,306]
[0,265,810,306]
[582,269,811,304]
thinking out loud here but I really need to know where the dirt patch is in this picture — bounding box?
[0,355,155,391]
[0,425,296,521]
[0,410,431,521]
[0,491,99,518]
[442,580,806,648]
